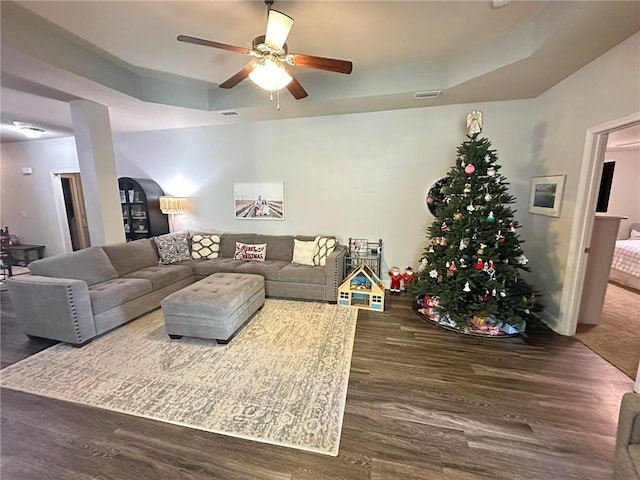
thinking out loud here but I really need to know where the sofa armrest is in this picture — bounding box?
[617,392,640,447]
[6,274,97,345]
[615,392,640,480]
[323,244,347,302]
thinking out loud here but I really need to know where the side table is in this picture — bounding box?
[4,244,45,271]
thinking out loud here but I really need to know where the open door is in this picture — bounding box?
[59,173,91,250]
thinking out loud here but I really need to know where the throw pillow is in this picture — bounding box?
[191,234,221,259]
[233,242,267,261]
[630,229,640,240]
[313,236,337,266]
[154,233,191,264]
[293,237,319,266]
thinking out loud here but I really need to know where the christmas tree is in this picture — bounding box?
[408,112,541,336]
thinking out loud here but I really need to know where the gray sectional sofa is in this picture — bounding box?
[6,233,346,346]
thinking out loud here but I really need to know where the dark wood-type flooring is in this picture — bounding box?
[0,290,633,479]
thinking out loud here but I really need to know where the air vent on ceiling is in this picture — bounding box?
[220,110,239,116]
[414,90,442,100]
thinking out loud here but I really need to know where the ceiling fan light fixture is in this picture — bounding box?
[249,58,292,91]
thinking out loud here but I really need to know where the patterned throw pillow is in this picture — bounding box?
[191,234,221,259]
[313,237,337,266]
[292,237,319,266]
[630,229,640,240]
[155,233,191,264]
[233,242,267,262]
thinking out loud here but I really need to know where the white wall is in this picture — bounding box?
[113,100,539,283]
[521,32,640,331]
[0,137,79,256]
[603,147,640,239]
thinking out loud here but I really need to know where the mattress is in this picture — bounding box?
[610,239,640,284]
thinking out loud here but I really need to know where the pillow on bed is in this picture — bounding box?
[630,229,640,240]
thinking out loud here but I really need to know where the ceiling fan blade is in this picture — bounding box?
[287,53,353,74]
[286,74,308,100]
[219,64,256,89]
[265,10,293,50]
[177,35,251,55]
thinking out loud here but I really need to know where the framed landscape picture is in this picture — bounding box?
[529,175,566,217]
[233,182,285,220]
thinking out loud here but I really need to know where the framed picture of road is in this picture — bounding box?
[529,175,566,217]
[233,182,285,220]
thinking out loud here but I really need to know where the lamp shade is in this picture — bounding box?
[248,58,292,91]
[159,196,187,214]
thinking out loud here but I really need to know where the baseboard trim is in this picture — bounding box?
[538,309,563,335]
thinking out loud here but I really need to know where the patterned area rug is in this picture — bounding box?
[0,299,358,456]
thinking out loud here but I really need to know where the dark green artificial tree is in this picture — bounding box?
[408,132,541,335]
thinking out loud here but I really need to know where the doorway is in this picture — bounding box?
[560,111,640,337]
[573,125,640,379]
[58,173,90,251]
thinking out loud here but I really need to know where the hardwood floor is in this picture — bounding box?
[0,290,633,479]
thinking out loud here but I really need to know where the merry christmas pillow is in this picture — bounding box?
[233,242,267,262]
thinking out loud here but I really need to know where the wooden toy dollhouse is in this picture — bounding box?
[338,262,385,311]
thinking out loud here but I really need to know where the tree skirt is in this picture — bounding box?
[412,299,521,338]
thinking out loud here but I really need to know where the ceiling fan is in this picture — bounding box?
[177,0,353,101]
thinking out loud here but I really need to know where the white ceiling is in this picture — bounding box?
[1,0,639,143]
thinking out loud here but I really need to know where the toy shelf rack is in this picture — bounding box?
[346,238,382,277]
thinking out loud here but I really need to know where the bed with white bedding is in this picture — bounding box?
[609,222,640,291]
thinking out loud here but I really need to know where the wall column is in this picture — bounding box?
[69,100,125,245]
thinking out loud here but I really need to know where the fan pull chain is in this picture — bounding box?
[266,90,282,111]
[268,90,281,111]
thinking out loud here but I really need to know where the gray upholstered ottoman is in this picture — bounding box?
[161,272,265,343]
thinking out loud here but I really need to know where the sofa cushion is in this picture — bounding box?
[102,239,159,276]
[155,233,191,264]
[193,258,246,277]
[88,278,153,314]
[233,242,267,261]
[255,234,294,261]
[293,237,319,265]
[313,236,337,266]
[124,264,193,290]
[234,260,289,280]
[191,234,221,259]
[220,234,256,258]
[28,246,118,286]
[277,263,326,285]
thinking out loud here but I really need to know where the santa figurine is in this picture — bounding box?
[402,266,416,290]
[389,266,402,295]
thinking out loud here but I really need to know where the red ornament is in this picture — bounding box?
[449,262,457,272]
[464,164,476,174]
[474,258,484,270]
[427,196,434,205]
